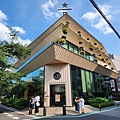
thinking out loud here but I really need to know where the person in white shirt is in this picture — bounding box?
[80,97,85,113]
[34,94,40,115]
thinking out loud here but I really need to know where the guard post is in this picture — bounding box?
[63,105,66,115]
[43,106,46,116]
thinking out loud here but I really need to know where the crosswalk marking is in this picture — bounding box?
[13,116,19,119]
[3,112,20,119]
[7,114,14,117]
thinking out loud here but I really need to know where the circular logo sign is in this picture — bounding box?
[53,72,61,80]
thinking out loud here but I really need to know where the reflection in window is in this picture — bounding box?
[21,66,44,82]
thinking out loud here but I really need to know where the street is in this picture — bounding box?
[33,107,120,120]
[0,104,33,120]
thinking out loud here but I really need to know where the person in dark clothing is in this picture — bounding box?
[74,97,78,112]
[28,97,33,115]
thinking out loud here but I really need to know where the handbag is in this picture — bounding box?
[36,101,40,106]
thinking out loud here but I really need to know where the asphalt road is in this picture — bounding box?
[0,104,33,120]
[33,107,120,120]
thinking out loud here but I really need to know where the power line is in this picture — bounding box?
[90,0,120,39]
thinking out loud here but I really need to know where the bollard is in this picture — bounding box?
[43,106,46,116]
[63,105,66,115]
[99,104,101,111]
[117,103,119,107]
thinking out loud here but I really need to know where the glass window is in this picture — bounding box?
[74,46,79,54]
[62,41,68,49]
[69,43,74,52]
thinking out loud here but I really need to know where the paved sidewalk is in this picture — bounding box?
[21,105,100,117]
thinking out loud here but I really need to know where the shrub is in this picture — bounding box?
[88,97,114,108]
[2,98,28,110]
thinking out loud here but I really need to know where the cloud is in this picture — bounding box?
[15,37,31,46]
[82,4,114,35]
[0,10,31,46]
[0,22,10,40]
[41,0,60,19]
[0,10,7,22]
[12,26,26,34]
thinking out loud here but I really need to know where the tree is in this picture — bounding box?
[0,27,31,96]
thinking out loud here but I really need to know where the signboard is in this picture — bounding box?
[55,94,60,102]
[53,72,61,80]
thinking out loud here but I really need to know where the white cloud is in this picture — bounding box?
[0,22,9,41]
[0,10,31,46]
[0,10,7,22]
[12,26,26,34]
[15,37,31,46]
[82,4,114,35]
[41,0,59,19]
[82,12,99,21]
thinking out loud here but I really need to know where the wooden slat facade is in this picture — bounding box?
[14,13,118,107]
[44,64,72,106]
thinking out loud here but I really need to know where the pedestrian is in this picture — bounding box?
[77,97,82,113]
[80,96,85,114]
[74,97,78,112]
[34,93,40,115]
[28,96,33,115]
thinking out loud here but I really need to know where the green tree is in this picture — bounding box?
[0,27,31,96]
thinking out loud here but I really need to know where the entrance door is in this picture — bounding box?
[50,84,66,107]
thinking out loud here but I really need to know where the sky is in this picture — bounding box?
[0,0,120,56]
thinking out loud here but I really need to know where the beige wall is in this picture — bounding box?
[44,63,72,107]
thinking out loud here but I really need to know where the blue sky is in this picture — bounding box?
[0,0,120,56]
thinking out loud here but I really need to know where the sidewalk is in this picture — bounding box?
[21,105,100,117]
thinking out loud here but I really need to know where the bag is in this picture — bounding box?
[36,102,40,106]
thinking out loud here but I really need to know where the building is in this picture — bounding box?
[15,13,118,107]
[109,54,120,91]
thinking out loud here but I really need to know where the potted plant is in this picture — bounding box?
[58,36,66,45]
[94,43,97,46]
[80,50,85,55]
[104,64,107,67]
[94,57,98,62]
[89,45,94,51]
[111,67,114,70]
[62,27,69,34]
[101,58,104,62]
[100,48,103,50]
[98,53,102,56]
[79,40,83,44]
[77,31,81,37]
[97,47,99,50]
[65,21,70,27]
[105,58,108,61]
[87,38,90,40]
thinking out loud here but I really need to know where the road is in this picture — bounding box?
[33,107,120,120]
[0,104,33,120]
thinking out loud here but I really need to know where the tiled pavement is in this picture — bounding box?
[21,105,100,116]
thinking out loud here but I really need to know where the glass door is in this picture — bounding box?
[50,84,66,107]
